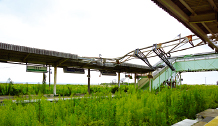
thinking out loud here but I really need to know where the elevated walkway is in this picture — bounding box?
[138,52,218,90]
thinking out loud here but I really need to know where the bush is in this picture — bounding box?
[111,86,119,93]
[123,86,128,92]
[0,85,218,125]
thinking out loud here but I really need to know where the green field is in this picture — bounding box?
[0,84,218,125]
[0,83,132,96]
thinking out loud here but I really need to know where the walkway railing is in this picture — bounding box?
[138,52,218,90]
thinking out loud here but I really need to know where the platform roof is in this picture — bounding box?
[151,0,218,53]
[0,42,153,74]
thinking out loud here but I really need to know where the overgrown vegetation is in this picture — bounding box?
[0,83,132,96]
[0,84,218,125]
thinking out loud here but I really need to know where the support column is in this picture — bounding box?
[170,70,172,89]
[179,72,182,89]
[49,65,51,88]
[118,72,120,88]
[42,65,46,84]
[134,73,137,89]
[88,69,90,94]
[159,72,160,92]
[175,72,177,88]
[137,78,139,88]
[148,72,153,92]
[54,66,57,95]
[149,78,151,91]
[165,68,167,88]
[42,73,46,84]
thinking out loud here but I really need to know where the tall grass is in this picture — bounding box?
[0,83,131,96]
[0,85,218,125]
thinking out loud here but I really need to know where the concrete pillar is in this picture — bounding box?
[175,72,177,88]
[49,65,51,88]
[42,65,46,84]
[148,72,153,92]
[165,68,167,87]
[118,72,120,88]
[179,72,182,89]
[149,78,151,91]
[159,72,160,92]
[53,66,57,95]
[42,73,46,84]
[88,69,90,94]
[170,71,172,89]
[134,73,137,89]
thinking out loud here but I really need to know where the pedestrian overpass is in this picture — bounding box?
[137,52,218,90]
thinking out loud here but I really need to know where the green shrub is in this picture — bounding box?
[111,86,119,93]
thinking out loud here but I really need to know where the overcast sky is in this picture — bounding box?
[0,0,217,85]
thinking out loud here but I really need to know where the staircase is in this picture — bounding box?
[138,52,218,90]
[138,59,176,90]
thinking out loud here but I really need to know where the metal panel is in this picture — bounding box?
[63,67,85,74]
[26,66,47,73]
[175,58,218,72]
[100,70,117,76]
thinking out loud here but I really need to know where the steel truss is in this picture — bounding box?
[81,35,217,71]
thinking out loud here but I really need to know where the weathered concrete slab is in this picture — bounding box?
[196,109,218,120]
[0,96,15,102]
[172,119,198,126]
[201,116,215,123]
[192,121,207,126]
[205,116,218,126]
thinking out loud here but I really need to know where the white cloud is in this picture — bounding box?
[0,0,216,84]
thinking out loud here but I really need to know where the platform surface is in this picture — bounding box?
[172,119,198,126]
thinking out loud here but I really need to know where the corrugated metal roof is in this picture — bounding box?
[151,0,218,53]
[0,42,153,73]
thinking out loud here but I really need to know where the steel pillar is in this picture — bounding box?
[42,65,46,84]
[54,66,57,95]
[134,73,137,89]
[118,72,120,88]
[149,78,151,91]
[148,72,153,92]
[175,72,177,88]
[165,68,167,88]
[43,73,46,84]
[88,69,90,94]
[159,72,160,91]
[179,72,182,89]
[49,65,51,88]
[170,71,172,89]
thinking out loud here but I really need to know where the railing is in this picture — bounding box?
[138,52,218,90]
[138,58,176,89]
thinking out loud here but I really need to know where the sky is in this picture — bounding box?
[0,0,217,85]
